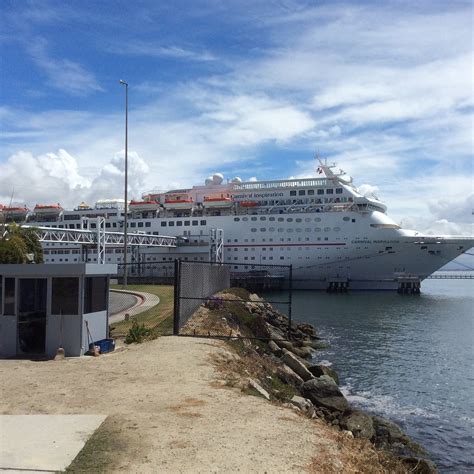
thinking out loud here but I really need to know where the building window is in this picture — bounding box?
[84,277,108,313]
[145,222,151,227]
[138,222,144,227]
[52,278,79,315]
[298,190,305,196]
[4,278,15,315]
[200,220,207,225]
[336,188,343,194]
[326,189,334,194]
[308,189,314,195]
[290,190,296,196]
[169,222,175,227]
[192,220,198,225]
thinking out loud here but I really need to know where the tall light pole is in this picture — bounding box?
[119,79,129,287]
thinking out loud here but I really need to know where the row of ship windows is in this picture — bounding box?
[249,227,341,233]
[289,188,344,196]
[234,216,356,223]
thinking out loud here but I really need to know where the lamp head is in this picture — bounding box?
[119,79,128,86]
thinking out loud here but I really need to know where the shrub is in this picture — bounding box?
[125,319,151,344]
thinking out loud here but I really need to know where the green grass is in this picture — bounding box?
[110,284,174,338]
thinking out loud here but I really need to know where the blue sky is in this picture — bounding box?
[0,0,472,235]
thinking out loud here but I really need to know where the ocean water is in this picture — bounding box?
[266,278,474,472]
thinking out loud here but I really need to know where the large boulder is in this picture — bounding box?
[307,364,339,385]
[281,350,314,382]
[296,323,318,338]
[248,379,270,400]
[372,416,425,455]
[341,410,375,440]
[301,376,350,412]
[267,340,282,356]
[290,395,313,414]
[276,364,304,388]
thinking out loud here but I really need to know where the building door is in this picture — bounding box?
[18,278,47,355]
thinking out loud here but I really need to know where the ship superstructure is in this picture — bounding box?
[4,161,472,290]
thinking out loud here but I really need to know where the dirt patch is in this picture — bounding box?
[1,336,408,472]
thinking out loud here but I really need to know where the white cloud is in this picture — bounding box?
[26,38,102,96]
[106,40,216,62]
[0,150,149,208]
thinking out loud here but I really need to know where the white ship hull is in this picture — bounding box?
[28,160,473,291]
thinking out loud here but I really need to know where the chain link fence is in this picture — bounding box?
[174,261,293,340]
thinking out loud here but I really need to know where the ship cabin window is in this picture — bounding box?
[290,190,297,196]
[234,218,240,222]
[352,219,356,222]
[298,190,305,196]
[295,218,302,222]
[192,220,198,225]
[269,217,275,221]
[251,217,257,221]
[251,228,257,232]
[184,221,190,226]
[200,220,207,225]
[169,222,175,227]
[260,217,266,221]
[278,217,284,222]
[161,222,167,226]
[317,189,324,195]
[336,188,343,194]
[326,189,334,194]
[176,221,182,226]
[90,223,96,229]
[287,218,293,222]
[242,217,248,221]
[138,222,144,227]
[308,190,314,195]
[343,217,350,221]
[146,222,151,227]
[131,222,136,228]
[315,217,321,222]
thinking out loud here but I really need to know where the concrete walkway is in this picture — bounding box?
[0,415,106,472]
[109,290,160,323]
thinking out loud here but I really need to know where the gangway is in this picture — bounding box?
[22,217,177,264]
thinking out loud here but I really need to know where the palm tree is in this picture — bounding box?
[0,224,44,264]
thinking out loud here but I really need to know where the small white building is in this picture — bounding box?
[0,263,117,358]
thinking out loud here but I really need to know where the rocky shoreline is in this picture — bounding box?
[195,289,437,473]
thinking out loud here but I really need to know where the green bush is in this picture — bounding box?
[125,319,151,344]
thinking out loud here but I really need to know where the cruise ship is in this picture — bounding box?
[2,161,472,290]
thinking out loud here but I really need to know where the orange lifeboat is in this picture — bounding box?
[163,196,194,209]
[1,205,30,221]
[129,200,160,212]
[203,196,233,208]
[239,201,259,207]
[34,203,63,217]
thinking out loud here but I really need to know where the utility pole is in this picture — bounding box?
[119,79,129,287]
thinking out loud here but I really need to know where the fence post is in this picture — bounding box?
[173,259,181,335]
[288,264,293,340]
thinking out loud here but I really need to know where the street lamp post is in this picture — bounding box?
[119,79,129,287]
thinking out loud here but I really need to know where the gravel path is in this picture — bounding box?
[0,337,373,472]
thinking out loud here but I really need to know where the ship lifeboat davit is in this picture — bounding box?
[1,205,30,221]
[202,196,233,208]
[163,198,194,210]
[239,201,259,207]
[34,203,63,217]
[129,200,160,212]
